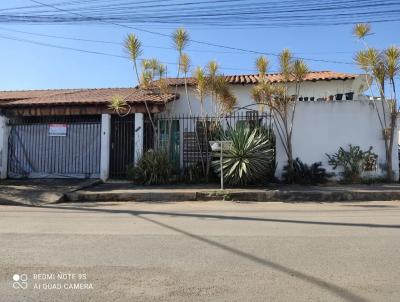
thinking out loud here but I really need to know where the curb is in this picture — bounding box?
[64,189,400,203]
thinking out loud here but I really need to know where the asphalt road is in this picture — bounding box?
[0,201,399,302]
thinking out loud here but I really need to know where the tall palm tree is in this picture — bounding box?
[124,34,143,84]
[194,66,208,117]
[179,53,194,115]
[251,50,309,182]
[206,60,219,115]
[353,23,400,181]
[123,33,156,132]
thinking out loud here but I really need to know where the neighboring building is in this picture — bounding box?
[0,70,397,181]
[0,88,174,180]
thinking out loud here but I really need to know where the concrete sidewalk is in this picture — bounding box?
[0,179,99,206]
[65,182,400,202]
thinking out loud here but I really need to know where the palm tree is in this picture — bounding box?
[122,34,157,134]
[251,50,309,182]
[163,28,190,160]
[179,53,194,115]
[353,23,400,181]
[206,60,220,115]
[193,66,209,117]
[124,34,143,84]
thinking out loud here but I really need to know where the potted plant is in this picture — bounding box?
[335,93,343,100]
[345,92,354,100]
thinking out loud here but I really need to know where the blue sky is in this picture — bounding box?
[0,0,399,91]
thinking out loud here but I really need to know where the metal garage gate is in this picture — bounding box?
[7,116,101,178]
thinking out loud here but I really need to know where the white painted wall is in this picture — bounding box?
[159,78,399,180]
[165,79,365,116]
[0,116,9,179]
[134,113,144,165]
[274,100,398,179]
[100,114,111,182]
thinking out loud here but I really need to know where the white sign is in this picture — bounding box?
[49,124,67,137]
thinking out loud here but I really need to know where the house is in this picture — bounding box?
[0,70,397,181]
[156,71,398,179]
[0,88,175,180]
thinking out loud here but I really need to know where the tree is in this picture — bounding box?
[251,50,309,183]
[353,23,400,181]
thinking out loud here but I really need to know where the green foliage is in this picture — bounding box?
[282,158,330,185]
[127,150,173,185]
[326,145,377,183]
[212,125,275,186]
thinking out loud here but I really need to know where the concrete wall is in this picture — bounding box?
[165,79,365,116]
[0,116,9,179]
[275,100,398,179]
[161,78,398,180]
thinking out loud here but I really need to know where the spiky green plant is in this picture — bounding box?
[193,66,209,115]
[108,95,130,115]
[124,34,142,82]
[212,75,237,114]
[353,23,371,39]
[212,125,274,185]
[133,150,173,185]
[172,28,190,53]
[255,56,268,77]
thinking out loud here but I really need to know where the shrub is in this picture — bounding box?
[326,145,378,183]
[282,158,330,185]
[128,150,173,185]
[211,125,275,186]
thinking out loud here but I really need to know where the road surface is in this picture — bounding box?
[0,201,399,301]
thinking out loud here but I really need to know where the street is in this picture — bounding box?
[0,200,399,302]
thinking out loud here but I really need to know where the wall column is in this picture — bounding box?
[0,116,9,179]
[134,113,144,166]
[100,114,111,182]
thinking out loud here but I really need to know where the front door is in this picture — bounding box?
[159,120,180,168]
[109,115,135,178]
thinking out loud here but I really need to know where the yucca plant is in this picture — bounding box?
[212,125,275,186]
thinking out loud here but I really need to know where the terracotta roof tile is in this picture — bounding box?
[0,88,176,107]
[159,71,358,86]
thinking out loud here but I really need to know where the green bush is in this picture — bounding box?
[211,125,275,186]
[326,145,378,183]
[127,150,173,185]
[282,158,330,185]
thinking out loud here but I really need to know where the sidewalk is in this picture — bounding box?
[0,179,99,206]
[64,182,400,203]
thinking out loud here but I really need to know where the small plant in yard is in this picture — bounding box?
[282,158,330,185]
[326,145,378,183]
[127,150,173,185]
[212,125,275,186]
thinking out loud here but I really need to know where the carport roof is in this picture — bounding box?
[0,87,176,107]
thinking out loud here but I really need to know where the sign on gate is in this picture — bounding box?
[49,124,67,137]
